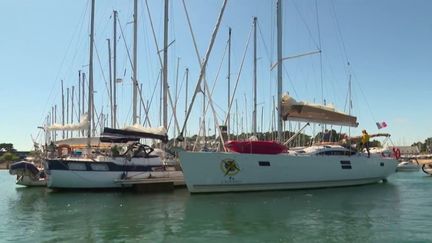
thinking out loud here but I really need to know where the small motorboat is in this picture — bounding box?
[9,161,47,187]
[225,140,288,154]
[422,163,432,175]
[396,160,420,172]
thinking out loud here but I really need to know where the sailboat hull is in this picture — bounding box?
[178,151,398,193]
[45,158,182,189]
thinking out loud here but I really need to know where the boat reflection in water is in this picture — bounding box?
[180,183,401,241]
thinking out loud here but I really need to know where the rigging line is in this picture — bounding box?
[168,66,188,130]
[64,5,95,84]
[139,2,157,82]
[192,76,225,150]
[117,16,151,125]
[181,0,201,71]
[329,0,352,95]
[291,0,320,50]
[167,87,181,135]
[94,42,111,100]
[180,0,228,145]
[351,71,377,122]
[257,22,273,66]
[177,68,187,104]
[169,0,177,73]
[145,0,163,67]
[145,0,182,130]
[330,0,350,66]
[94,13,111,48]
[314,0,324,104]
[39,0,90,126]
[137,84,152,127]
[142,71,162,126]
[225,25,253,125]
[117,17,135,77]
[203,39,229,124]
[281,62,298,98]
[145,0,180,133]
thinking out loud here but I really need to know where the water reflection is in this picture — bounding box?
[3,178,190,242]
[180,183,401,242]
[3,170,432,242]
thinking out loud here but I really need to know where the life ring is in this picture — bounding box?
[392,147,401,159]
[57,144,72,157]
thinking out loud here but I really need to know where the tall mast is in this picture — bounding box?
[348,74,352,137]
[54,105,57,141]
[253,17,257,135]
[107,38,113,127]
[159,68,163,126]
[276,0,283,142]
[235,99,238,139]
[202,69,206,146]
[51,106,55,142]
[184,67,189,149]
[132,0,138,124]
[82,73,85,136]
[66,87,69,138]
[71,86,74,137]
[61,80,65,139]
[87,0,95,148]
[174,57,180,140]
[163,0,169,132]
[78,70,81,132]
[139,83,143,123]
[227,27,231,139]
[113,10,118,129]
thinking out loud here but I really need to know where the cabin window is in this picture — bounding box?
[317,150,356,156]
[340,160,352,169]
[90,163,109,171]
[68,162,87,171]
[258,161,271,166]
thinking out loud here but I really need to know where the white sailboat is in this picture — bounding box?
[176,0,398,193]
[44,126,183,189]
[44,0,183,189]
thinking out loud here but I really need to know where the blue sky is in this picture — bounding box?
[1,0,431,150]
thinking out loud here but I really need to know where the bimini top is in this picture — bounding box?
[102,125,168,143]
[280,94,358,127]
[9,161,40,176]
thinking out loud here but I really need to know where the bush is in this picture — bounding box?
[0,152,19,163]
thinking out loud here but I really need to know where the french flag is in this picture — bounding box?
[376,121,387,129]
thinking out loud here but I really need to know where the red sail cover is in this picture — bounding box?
[225,140,287,154]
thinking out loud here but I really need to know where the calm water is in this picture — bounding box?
[1,170,432,242]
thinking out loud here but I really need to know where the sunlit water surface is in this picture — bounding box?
[1,170,431,242]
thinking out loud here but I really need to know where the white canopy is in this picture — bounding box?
[280,94,358,127]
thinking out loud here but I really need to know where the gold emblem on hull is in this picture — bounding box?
[220,159,240,176]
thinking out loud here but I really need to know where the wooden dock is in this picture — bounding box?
[115,175,186,192]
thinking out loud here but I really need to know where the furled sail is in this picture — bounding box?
[102,124,168,143]
[122,124,167,136]
[280,94,358,127]
[47,113,89,131]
